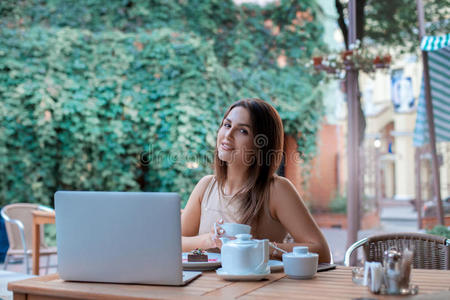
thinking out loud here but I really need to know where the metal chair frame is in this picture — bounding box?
[1,204,55,274]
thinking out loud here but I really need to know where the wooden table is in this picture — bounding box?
[8,267,450,299]
[32,210,56,275]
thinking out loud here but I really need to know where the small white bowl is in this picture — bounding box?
[282,246,318,279]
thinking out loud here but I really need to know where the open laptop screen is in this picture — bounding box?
[55,191,183,285]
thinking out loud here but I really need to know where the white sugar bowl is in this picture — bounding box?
[282,246,318,279]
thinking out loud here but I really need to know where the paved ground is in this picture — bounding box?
[0,255,58,275]
[0,270,35,300]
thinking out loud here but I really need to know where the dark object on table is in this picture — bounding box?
[317,263,336,272]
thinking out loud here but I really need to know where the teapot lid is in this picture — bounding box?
[293,246,308,255]
[229,233,255,245]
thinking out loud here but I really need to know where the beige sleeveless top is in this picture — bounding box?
[198,177,287,243]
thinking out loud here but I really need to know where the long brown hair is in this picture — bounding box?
[214,98,284,227]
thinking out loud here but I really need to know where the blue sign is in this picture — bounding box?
[391,69,415,112]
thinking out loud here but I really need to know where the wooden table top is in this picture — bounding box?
[32,210,55,222]
[8,267,450,300]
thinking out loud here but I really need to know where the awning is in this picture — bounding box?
[420,33,450,51]
[413,34,450,146]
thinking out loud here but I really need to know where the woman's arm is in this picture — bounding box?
[181,175,219,251]
[269,176,331,263]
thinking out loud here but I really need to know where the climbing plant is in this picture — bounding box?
[0,0,327,206]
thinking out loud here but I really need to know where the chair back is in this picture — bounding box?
[363,233,450,270]
[1,203,49,251]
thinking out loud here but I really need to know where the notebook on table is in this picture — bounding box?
[55,191,201,285]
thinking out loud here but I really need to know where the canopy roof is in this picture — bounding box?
[420,33,450,51]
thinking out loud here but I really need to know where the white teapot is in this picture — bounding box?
[220,234,269,275]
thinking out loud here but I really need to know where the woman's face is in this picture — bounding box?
[217,106,255,166]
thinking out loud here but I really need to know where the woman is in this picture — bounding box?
[181,98,330,263]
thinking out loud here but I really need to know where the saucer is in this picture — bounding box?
[216,268,270,281]
[286,273,315,280]
[268,260,284,272]
[182,252,221,271]
[377,284,419,295]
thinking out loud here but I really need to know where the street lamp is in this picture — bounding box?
[374,138,381,149]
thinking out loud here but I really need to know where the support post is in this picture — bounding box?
[415,147,423,229]
[346,0,360,266]
[375,144,381,215]
[416,0,444,225]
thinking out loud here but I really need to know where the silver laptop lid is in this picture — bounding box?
[55,191,183,285]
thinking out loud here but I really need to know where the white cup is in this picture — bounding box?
[282,246,318,279]
[215,222,251,238]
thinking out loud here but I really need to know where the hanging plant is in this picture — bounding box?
[311,40,391,79]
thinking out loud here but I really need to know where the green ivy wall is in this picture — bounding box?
[0,0,326,206]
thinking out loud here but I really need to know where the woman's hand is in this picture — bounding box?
[201,218,224,249]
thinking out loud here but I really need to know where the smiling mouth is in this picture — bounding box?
[220,143,234,151]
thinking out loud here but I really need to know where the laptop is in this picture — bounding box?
[55,191,201,285]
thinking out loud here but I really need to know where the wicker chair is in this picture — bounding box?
[344,232,450,270]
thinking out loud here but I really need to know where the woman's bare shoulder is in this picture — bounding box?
[198,174,215,185]
[195,174,215,191]
[271,175,297,194]
[267,175,302,221]
[191,175,215,200]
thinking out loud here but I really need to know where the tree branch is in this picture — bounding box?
[356,0,366,43]
[335,0,348,49]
